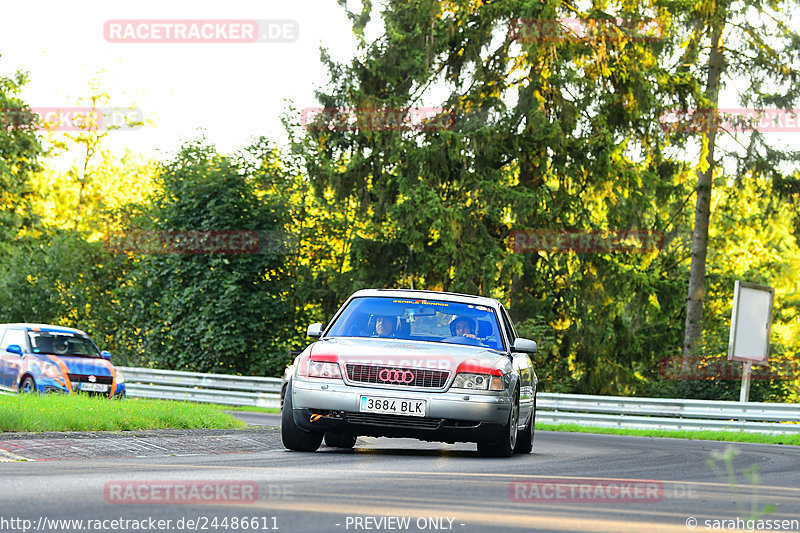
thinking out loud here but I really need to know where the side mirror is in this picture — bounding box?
[512,338,537,354]
[5,344,23,356]
[101,350,113,360]
[307,323,324,338]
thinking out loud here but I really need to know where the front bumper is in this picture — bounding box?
[41,378,126,398]
[290,378,512,443]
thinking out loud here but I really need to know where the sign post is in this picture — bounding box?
[727,281,774,403]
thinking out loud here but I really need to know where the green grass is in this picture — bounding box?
[0,393,247,433]
[535,422,800,445]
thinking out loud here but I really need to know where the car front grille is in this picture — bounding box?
[344,412,442,430]
[68,374,113,385]
[345,364,449,388]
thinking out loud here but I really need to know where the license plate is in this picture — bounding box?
[359,396,426,417]
[79,383,108,392]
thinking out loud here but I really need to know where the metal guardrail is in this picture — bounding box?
[119,367,800,433]
[119,366,282,408]
[537,393,800,434]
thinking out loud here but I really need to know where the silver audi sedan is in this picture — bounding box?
[282,289,538,457]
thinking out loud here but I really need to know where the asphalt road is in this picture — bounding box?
[1,413,799,533]
[223,411,281,426]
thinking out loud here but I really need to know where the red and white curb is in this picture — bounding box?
[0,448,33,462]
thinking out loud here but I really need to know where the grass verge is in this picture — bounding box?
[0,393,247,432]
[16,395,786,446]
[536,422,800,445]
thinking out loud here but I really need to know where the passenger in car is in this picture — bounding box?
[374,316,397,338]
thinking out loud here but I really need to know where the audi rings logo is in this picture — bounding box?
[378,369,415,383]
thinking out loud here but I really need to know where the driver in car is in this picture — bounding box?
[53,338,70,354]
[451,317,478,339]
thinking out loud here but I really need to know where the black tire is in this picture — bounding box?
[324,432,357,448]
[514,396,535,454]
[281,382,323,452]
[477,389,519,458]
[19,376,36,394]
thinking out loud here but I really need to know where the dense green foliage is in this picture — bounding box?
[0,229,121,331]
[292,0,799,398]
[0,59,41,244]
[0,3,798,402]
[113,140,300,376]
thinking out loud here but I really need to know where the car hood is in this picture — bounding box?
[47,355,114,377]
[309,337,507,373]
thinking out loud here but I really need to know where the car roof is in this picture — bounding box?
[0,323,88,336]
[349,289,503,308]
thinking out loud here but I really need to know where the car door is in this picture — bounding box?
[499,306,535,425]
[0,328,28,389]
[0,327,6,389]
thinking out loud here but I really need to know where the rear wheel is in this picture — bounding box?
[281,382,323,452]
[514,396,535,454]
[324,432,357,448]
[477,389,519,458]
[19,376,36,393]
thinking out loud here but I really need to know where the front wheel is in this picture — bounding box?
[514,396,535,454]
[281,382,323,452]
[477,389,519,458]
[19,376,36,393]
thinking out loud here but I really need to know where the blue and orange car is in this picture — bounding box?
[0,323,125,397]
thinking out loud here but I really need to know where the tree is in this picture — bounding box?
[0,57,42,244]
[0,229,123,350]
[33,79,150,237]
[293,0,696,394]
[118,138,298,376]
[678,0,800,359]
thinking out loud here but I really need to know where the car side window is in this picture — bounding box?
[499,307,517,345]
[1,329,27,352]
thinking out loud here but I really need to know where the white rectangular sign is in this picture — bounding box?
[727,280,774,365]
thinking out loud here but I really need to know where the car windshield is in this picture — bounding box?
[28,332,100,357]
[325,296,505,351]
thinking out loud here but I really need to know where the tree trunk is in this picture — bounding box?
[682,7,727,361]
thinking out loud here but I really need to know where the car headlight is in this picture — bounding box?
[41,362,63,380]
[115,369,125,384]
[307,361,342,379]
[452,373,505,391]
